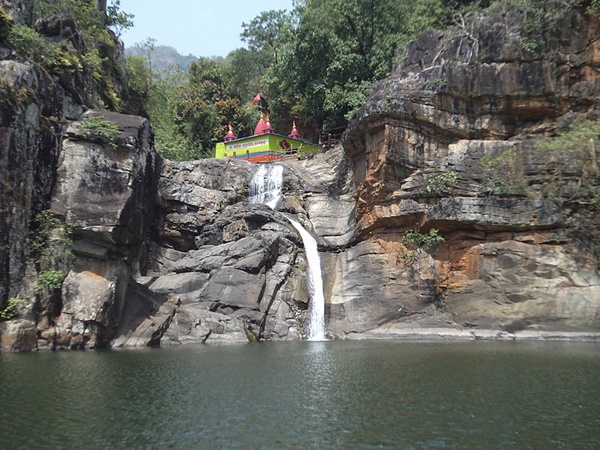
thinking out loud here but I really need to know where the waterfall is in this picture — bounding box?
[248,164,283,209]
[248,164,327,341]
[287,218,327,341]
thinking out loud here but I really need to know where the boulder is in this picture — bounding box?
[48,110,161,348]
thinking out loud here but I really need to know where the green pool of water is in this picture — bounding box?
[1,340,599,449]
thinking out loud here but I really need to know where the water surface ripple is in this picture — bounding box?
[1,341,599,449]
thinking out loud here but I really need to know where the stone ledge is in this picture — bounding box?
[342,328,600,341]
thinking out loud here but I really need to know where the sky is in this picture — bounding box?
[119,0,296,57]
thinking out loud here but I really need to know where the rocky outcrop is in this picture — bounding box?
[3,2,600,350]
[114,148,356,346]
[337,3,600,338]
[0,59,65,351]
[43,110,160,349]
[0,0,150,350]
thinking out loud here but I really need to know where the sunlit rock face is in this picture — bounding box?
[48,111,160,349]
[3,3,600,351]
[119,147,357,346]
[335,5,600,338]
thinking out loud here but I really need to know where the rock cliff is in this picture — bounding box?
[340,3,600,338]
[0,1,153,350]
[1,2,600,350]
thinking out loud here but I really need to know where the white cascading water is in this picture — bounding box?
[286,218,327,341]
[248,164,283,209]
[248,164,327,341]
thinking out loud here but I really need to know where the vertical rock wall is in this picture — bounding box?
[337,4,600,338]
[0,1,152,350]
[0,60,64,350]
[47,111,160,349]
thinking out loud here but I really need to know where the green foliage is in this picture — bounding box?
[241,9,295,66]
[265,0,457,131]
[168,58,256,159]
[7,24,82,73]
[0,5,12,41]
[30,211,73,293]
[424,78,448,92]
[0,79,35,109]
[0,297,25,320]
[126,57,200,161]
[485,0,582,53]
[106,0,134,37]
[427,171,459,196]
[534,117,600,208]
[400,228,445,262]
[36,270,65,292]
[224,48,267,105]
[29,210,74,271]
[588,0,600,13]
[76,116,120,143]
[124,55,152,116]
[5,0,132,111]
[399,250,417,262]
[479,147,528,197]
[6,23,52,62]
[402,228,446,249]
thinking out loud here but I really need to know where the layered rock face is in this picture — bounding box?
[0,3,143,350]
[339,5,600,337]
[113,148,356,346]
[2,3,600,350]
[1,107,160,351]
[47,111,160,349]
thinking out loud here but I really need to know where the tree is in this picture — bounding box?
[171,58,256,158]
[224,48,268,105]
[270,0,453,133]
[106,0,134,37]
[135,38,157,73]
[241,9,295,66]
[124,55,151,116]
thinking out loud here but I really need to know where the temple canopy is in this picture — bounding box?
[224,122,236,142]
[289,121,300,139]
[254,116,267,135]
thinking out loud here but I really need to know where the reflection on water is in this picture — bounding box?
[1,341,599,449]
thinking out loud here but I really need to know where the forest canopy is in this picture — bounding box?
[126,0,486,160]
[5,0,597,161]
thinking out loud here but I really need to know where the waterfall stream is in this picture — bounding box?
[286,218,327,341]
[249,164,327,340]
[248,164,283,209]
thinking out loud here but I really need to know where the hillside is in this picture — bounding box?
[0,0,599,350]
[124,44,198,75]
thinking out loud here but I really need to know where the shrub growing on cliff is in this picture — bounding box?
[426,171,459,196]
[479,147,529,197]
[0,80,35,110]
[35,270,66,292]
[30,210,73,269]
[6,23,51,61]
[0,297,25,320]
[402,228,445,249]
[532,116,600,215]
[5,0,133,111]
[29,211,73,294]
[76,116,121,144]
[400,228,445,262]
[0,6,12,42]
